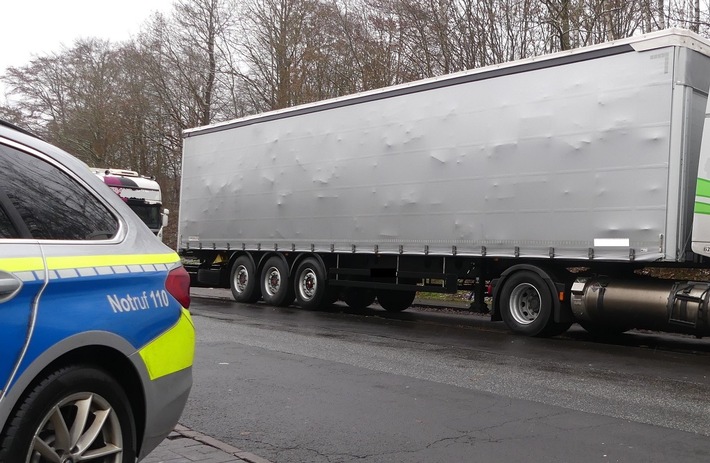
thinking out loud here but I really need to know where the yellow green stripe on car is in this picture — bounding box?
[1,253,180,272]
[46,252,181,270]
[138,309,196,380]
[0,257,44,272]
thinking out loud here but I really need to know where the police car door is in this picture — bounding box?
[0,148,45,401]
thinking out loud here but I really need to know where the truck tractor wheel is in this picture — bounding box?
[499,270,556,336]
[230,256,261,303]
[377,290,416,313]
[294,258,329,309]
[343,288,376,310]
[0,365,136,463]
[260,256,295,307]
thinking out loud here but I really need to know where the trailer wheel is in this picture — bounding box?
[343,288,376,310]
[325,290,340,305]
[230,256,261,303]
[578,321,629,337]
[261,257,294,307]
[294,258,328,309]
[499,270,554,336]
[377,290,416,313]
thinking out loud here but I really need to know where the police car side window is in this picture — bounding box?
[0,144,118,240]
[0,205,18,239]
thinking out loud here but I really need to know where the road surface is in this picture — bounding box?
[180,294,710,462]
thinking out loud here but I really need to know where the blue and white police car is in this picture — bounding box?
[0,120,195,462]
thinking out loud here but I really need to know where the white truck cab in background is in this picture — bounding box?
[93,168,169,240]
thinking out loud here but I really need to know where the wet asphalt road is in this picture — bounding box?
[180,295,710,463]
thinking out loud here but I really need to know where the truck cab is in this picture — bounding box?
[93,168,169,240]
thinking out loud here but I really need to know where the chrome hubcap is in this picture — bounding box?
[234,265,249,293]
[509,283,541,325]
[265,267,281,296]
[299,270,317,301]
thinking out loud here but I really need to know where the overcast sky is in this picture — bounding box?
[1,0,176,76]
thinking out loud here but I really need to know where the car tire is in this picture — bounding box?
[0,364,136,463]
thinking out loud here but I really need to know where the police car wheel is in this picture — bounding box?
[0,365,136,463]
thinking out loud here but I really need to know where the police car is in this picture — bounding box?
[0,120,195,462]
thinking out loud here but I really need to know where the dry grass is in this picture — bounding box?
[416,290,472,303]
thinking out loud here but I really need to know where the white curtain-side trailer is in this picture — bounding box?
[179,29,710,337]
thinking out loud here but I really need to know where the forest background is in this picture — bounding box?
[2,0,709,248]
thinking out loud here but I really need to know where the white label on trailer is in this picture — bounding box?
[594,238,630,247]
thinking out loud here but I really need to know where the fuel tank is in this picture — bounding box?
[570,277,710,336]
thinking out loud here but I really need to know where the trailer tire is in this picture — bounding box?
[343,288,376,310]
[377,290,416,313]
[325,290,340,305]
[261,257,294,307]
[545,320,573,337]
[230,256,261,303]
[294,258,328,309]
[578,321,629,337]
[499,270,555,336]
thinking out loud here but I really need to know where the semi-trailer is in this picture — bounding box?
[179,29,710,337]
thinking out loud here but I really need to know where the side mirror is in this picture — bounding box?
[162,208,170,227]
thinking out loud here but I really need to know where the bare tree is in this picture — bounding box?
[138,0,239,128]
[236,0,327,111]
[2,39,130,167]
[666,0,710,33]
